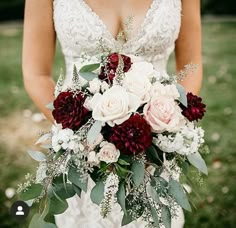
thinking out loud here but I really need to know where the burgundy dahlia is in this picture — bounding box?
[110,114,152,155]
[98,53,132,83]
[180,92,206,121]
[52,91,90,130]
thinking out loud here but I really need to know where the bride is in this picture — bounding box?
[22,0,202,227]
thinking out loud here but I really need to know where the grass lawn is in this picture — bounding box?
[0,20,235,228]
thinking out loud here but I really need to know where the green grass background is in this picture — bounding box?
[0,20,236,227]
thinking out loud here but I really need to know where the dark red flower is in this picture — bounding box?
[110,114,152,155]
[180,92,206,121]
[52,91,90,130]
[98,53,132,83]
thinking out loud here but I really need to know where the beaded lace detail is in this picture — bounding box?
[53,0,184,227]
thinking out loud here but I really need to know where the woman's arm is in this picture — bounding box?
[22,0,56,122]
[175,0,202,95]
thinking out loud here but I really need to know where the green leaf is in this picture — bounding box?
[87,121,102,145]
[146,184,160,203]
[121,211,134,226]
[90,181,104,205]
[53,183,75,199]
[35,133,51,145]
[161,206,171,228]
[29,213,57,228]
[29,213,44,228]
[27,150,47,162]
[48,194,68,215]
[168,178,192,212]
[68,166,88,192]
[131,160,145,187]
[117,182,127,215]
[176,83,187,107]
[72,184,82,197]
[146,145,162,165]
[80,72,98,81]
[187,152,208,175]
[79,63,100,72]
[118,159,130,166]
[150,206,160,228]
[20,183,43,201]
[46,102,54,110]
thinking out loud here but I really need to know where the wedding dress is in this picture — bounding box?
[53,0,185,227]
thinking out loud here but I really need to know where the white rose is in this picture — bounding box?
[144,96,185,133]
[129,62,156,81]
[90,85,141,126]
[124,64,152,103]
[87,151,100,165]
[88,78,101,94]
[97,142,120,163]
[150,82,180,99]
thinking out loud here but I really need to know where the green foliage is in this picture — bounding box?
[131,160,145,187]
[20,183,43,201]
[90,181,104,205]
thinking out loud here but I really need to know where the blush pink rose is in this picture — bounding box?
[143,97,185,133]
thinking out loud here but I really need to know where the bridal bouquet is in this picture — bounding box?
[18,53,208,227]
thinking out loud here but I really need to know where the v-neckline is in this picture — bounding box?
[79,0,157,46]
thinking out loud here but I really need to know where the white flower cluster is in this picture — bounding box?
[88,78,110,94]
[100,173,119,217]
[51,124,84,153]
[154,122,205,156]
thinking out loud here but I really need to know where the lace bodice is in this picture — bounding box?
[53,0,182,80]
[53,1,184,227]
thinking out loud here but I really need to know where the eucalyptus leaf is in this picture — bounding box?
[29,213,44,228]
[121,211,134,226]
[187,152,208,175]
[48,194,68,215]
[27,150,47,162]
[168,178,192,212]
[150,206,160,228]
[161,206,171,228]
[87,121,102,145]
[52,183,75,199]
[79,63,100,72]
[90,181,104,205]
[176,83,187,107]
[73,184,82,197]
[79,72,98,81]
[35,133,51,145]
[146,184,160,203]
[20,183,43,201]
[117,182,127,215]
[68,166,88,192]
[131,161,145,187]
[146,145,162,165]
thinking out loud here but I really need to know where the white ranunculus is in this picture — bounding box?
[90,85,141,126]
[101,81,110,92]
[97,142,120,163]
[150,81,180,99]
[87,151,100,165]
[88,78,101,94]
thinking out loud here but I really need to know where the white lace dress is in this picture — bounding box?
[53,0,185,227]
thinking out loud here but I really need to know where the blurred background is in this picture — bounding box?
[0,0,235,227]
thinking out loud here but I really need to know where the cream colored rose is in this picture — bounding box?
[123,63,152,103]
[90,85,141,126]
[144,96,185,133]
[97,142,120,163]
[150,82,180,99]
